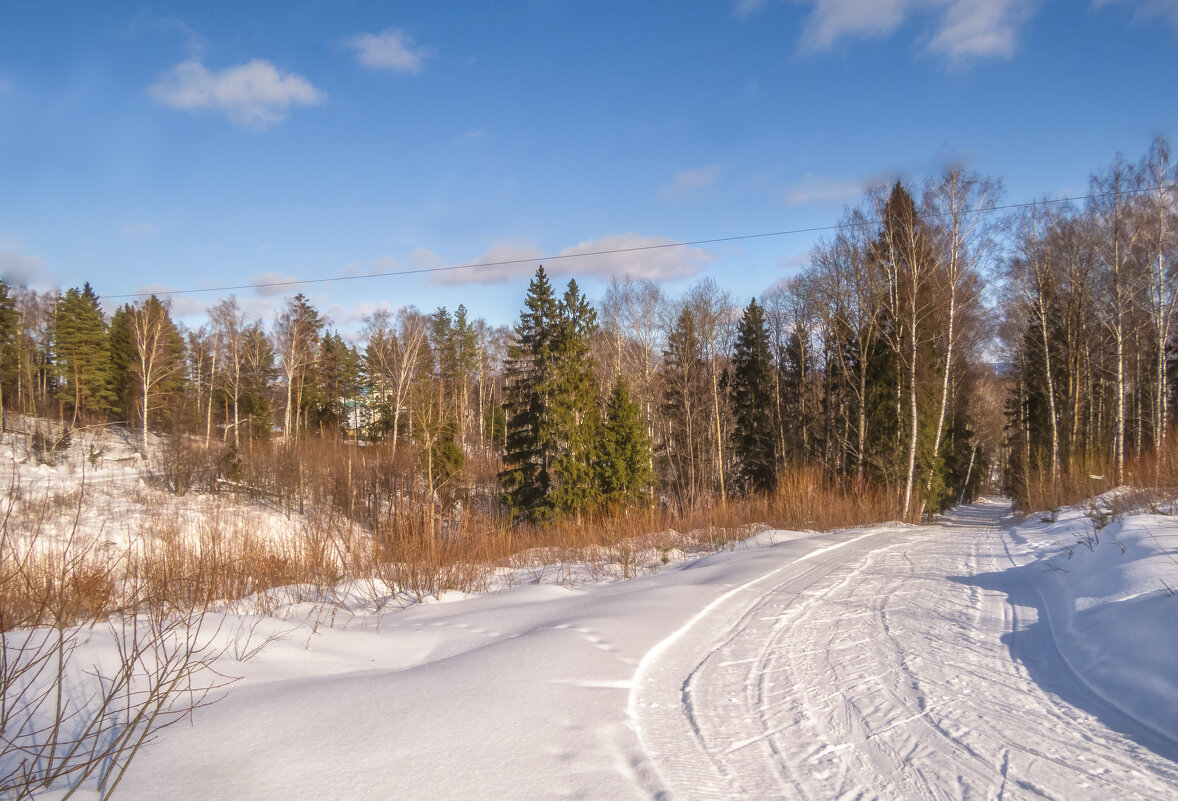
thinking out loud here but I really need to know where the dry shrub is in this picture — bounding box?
[1018,441,1178,515]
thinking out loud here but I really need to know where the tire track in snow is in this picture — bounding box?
[631,500,1178,800]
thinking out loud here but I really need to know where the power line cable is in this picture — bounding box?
[98,182,1178,301]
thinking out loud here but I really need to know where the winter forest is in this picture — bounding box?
[2,141,1175,533]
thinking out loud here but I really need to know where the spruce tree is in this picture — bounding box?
[501,266,559,519]
[663,306,709,507]
[311,331,361,433]
[731,298,777,494]
[598,378,653,507]
[547,279,600,518]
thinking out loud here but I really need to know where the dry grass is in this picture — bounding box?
[0,434,906,631]
[1017,441,1178,515]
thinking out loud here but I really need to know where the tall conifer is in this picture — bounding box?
[501,267,559,518]
[732,298,777,494]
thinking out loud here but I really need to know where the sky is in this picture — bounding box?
[0,0,1175,334]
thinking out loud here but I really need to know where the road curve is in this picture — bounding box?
[630,499,1178,800]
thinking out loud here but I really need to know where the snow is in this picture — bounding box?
[7,477,1178,798]
[1007,497,1178,746]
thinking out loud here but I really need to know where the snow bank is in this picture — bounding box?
[1011,497,1178,743]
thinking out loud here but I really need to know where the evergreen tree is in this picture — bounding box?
[0,281,18,430]
[501,266,559,519]
[731,298,777,494]
[311,331,361,433]
[598,378,653,507]
[547,279,600,518]
[107,305,135,422]
[662,305,709,508]
[780,328,814,463]
[53,284,112,423]
[501,268,602,520]
[241,323,277,443]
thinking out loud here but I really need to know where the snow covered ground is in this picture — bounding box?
[66,496,1170,800]
[12,492,1178,799]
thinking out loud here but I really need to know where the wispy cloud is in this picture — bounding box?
[148,59,324,131]
[733,0,768,17]
[122,222,157,239]
[1093,0,1178,28]
[928,0,1036,62]
[779,249,814,269]
[346,29,432,73]
[785,173,875,205]
[250,272,305,297]
[129,284,209,318]
[432,234,714,286]
[326,299,401,328]
[431,242,546,285]
[0,245,53,290]
[342,256,398,277]
[662,165,724,197]
[797,0,1038,63]
[408,248,444,269]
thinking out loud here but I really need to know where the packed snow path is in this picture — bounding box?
[632,498,1178,800]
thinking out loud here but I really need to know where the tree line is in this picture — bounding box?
[0,139,1171,520]
[1001,138,1177,502]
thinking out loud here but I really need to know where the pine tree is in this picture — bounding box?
[598,378,653,507]
[53,284,113,424]
[731,298,777,494]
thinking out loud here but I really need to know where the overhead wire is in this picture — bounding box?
[97,182,1178,301]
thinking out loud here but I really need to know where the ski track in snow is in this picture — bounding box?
[631,499,1178,800]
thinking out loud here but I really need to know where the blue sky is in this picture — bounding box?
[0,0,1175,332]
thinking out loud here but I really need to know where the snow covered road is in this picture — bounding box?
[633,499,1178,800]
[112,499,1178,800]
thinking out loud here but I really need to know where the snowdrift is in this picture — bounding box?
[1010,496,1178,744]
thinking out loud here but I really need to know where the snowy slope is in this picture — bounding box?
[24,499,1178,800]
[1008,499,1178,747]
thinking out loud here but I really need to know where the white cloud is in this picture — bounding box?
[733,0,768,17]
[928,0,1035,62]
[250,272,305,297]
[130,285,208,318]
[408,247,445,269]
[148,59,324,131]
[0,246,53,290]
[555,234,714,282]
[799,0,927,53]
[431,242,546,285]
[1093,0,1178,28]
[785,173,874,205]
[797,0,1038,62]
[663,165,724,197]
[342,256,398,277]
[779,249,814,269]
[327,299,401,327]
[432,234,714,286]
[347,29,431,73]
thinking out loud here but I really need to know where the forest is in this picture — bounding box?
[0,139,1174,536]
